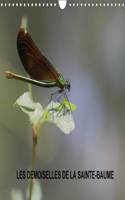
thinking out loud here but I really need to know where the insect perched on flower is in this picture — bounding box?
[5,17,77,134]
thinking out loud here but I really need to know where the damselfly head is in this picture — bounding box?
[66,80,71,92]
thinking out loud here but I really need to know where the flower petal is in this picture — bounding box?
[54,113,75,134]
[11,189,24,200]
[15,92,35,111]
[26,180,42,200]
[46,101,75,134]
[30,103,44,124]
[15,92,44,125]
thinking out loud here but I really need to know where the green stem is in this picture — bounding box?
[28,127,37,200]
[28,82,33,99]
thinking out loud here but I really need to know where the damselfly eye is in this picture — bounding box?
[66,80,71,92]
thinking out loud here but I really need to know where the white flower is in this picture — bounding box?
[15,92,76,134]
[11,180,42,200]
[46,101,75,134]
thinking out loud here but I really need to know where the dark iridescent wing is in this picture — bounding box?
[17,28,59,81]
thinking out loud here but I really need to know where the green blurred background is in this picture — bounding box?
[0,1,125,199]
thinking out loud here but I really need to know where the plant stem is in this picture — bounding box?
[28,126,37,200]
[28,82,33,100]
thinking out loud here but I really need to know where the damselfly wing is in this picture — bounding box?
[17,18,70,92]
